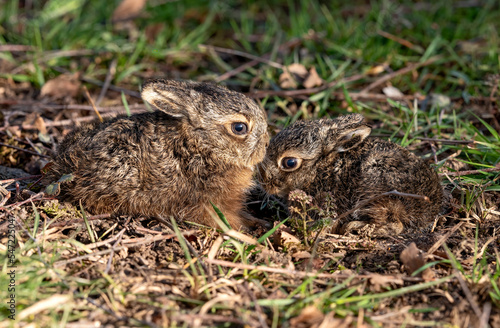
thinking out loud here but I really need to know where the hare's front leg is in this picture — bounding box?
[341,197,406,236]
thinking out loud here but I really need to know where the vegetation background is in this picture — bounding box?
[0,0,499,327]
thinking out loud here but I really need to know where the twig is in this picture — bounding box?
[0,101,147,113]
[17,110,146,129]
[426,222,464,256]
[200,44,284,69]
[52,66,141,98]
[104,228,126,274]
[205,258,423,282]
[445,245,483,320]
[359,56,442,94]
[0,175,42,184]
[83,86,103,122]
[479,302,492,328]
[439,165,500,177]
[0,192,11,207]
[413,137,474,145]
[41,49,100,61]
[0,45,34,52]
[54,232,196,266]
[248,73,365,98]
[96,58,118,106]
[84,229,197,250]
[25,136,53,157]
[0,192,50,210]
[0,142,50,158]
[171,314,245,325]
[215,38,302,82]
[243,281,270,328]
[377,30,423,52]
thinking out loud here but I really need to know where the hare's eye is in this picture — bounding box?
[281,157,299,170]
[231,122,248,135]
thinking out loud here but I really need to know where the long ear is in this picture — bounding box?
[334,125,371,152]
[141,79,198,118]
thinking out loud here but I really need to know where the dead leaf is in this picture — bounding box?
[382,85,404,98]
[428,93,451,108]
[280,64,323,89]
[277,230,301,248]
[288,63,309,77]
[292,251,312,260]
[290,306,324,328]
[112,0,146,22]
[318,312,352,328]
[421,266,435,282]
[303,67,323,89]
[6,126,21,138]
[279,63,308,89]
[369,274,404,292]
[365,64,387,76]
[400,242,435,281]
[34,115,47,135]
[400,242,424,274]
[145,23,165,43]
[40,73,81,99]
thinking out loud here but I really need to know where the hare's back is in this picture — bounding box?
[58,112,176,159]
[360,139,440,195]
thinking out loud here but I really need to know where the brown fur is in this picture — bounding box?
[45,79,269,230]
[258,114,444,235]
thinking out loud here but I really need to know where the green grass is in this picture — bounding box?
[1,0,500,326]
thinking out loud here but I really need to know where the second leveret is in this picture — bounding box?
[258,114,444,235]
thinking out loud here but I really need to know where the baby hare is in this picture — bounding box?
[258,114,444,235]
[47,79,270,230]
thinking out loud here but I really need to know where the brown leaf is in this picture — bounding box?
[292,251,312,260]
[40,73,81,99]
[279,63,309,89]
[400,242,424,274]
[365,64,386,76]
[279,71,297,89]
[290,306,324,328]
[279,230,301,247]
[318,312,352,328]
[145,23,165,43]
[6,126,21,138]
[34,116,47,135]
[421,266,435,281]
[303,67,323,89]
[369,274,404,292]
[288,63,309,77]
[112,0,146,23]
[400,242,435,281]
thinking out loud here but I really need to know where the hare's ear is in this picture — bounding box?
[335,125,371,152]
[141,80,197,118]
[324,125,371,153]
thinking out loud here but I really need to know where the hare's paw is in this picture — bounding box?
[341,220,403,237]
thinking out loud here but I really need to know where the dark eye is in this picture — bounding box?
[231,122,248,135]
[282,157,298,170]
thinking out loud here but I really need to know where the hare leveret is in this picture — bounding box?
[258,114,444,235]
[46,79,270,230]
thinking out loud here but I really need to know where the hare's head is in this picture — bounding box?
[141,79,269,168]
[258,114,371,198]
